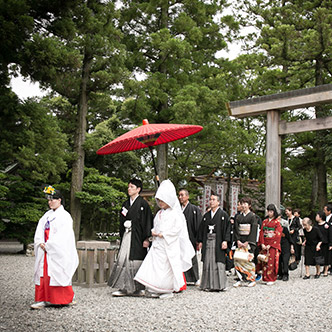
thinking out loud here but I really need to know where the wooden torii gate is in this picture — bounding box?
[226,84,332,209]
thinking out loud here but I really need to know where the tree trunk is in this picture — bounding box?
[70,53,91,241]
[154,3,169,185]
[311,130,328,210]
[311,169,318,209]
[280,135,285,204]
[156,143,168,183]
[312,57,328,210]
[226,173,231,214]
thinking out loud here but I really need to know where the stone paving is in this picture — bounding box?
[0,244,332,332]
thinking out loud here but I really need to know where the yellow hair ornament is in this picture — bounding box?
[43,185,55,195]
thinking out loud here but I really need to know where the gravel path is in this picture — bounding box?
[1,253,332,332]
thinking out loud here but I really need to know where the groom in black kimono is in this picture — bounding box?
[108,178,153,297]
[178,189,202,285]
[197,194,230,291]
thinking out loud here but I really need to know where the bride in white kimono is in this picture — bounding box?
[134,179,195,298]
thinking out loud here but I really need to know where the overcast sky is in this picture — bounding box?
[10,75,48,99]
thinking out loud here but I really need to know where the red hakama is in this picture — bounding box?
[35,228,74,304]
[179,273,187,291]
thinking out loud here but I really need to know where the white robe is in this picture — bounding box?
[33,205,79,286]
[134,179,195,293]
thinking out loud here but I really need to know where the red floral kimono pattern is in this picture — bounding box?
[257,218,282,282]
[35,222,74,304]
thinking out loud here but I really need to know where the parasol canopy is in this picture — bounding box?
[96,119,203,155]
[96,119,203,186]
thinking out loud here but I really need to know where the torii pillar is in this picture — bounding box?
[265,110,281,207]
[227,84,332,209]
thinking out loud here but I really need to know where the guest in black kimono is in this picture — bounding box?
[323,203,332,224]
[277,224,294,281]
[197,194,230,291]
[251,208,262,266]
[233,197,258,288]
[178,189,202,285]
[323,204,332,274]
[315,211,332,277]
[226,202,244,272]
[302,217,323,279]
[228,202,244,251]
[108,178,153,296]
[285,207,302,263]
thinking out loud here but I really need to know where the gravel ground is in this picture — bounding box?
[1,248,332,332]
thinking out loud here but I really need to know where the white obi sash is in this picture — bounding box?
[239,223,251,236]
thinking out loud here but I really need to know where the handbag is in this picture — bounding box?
[234,249,254,262]
[296,235,302,245]
[288,255,297,270]
[225,249,234,270]
[314,254,325,266]
[257,253,269,263]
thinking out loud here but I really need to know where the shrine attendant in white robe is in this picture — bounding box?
[134,179,195,298]
[31,186,78,309]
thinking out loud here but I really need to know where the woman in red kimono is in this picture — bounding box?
[257,204,282,285]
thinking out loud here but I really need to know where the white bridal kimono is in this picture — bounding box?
[34,205,78,286]
[134,180,195,293]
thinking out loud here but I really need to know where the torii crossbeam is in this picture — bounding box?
[226,84,332,209]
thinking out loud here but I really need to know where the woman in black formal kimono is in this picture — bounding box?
[302,217,323,279]
[277,223,294,281]
[233,197,258,288]
[315,211,332,277]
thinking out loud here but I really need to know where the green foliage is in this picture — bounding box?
[0,97,69,182]
[20,0,126,100]
[117,0,267,202]
[6,0,331,238]
[0,0,33,85]
[40,95,77,145]
[0,89,70,244]
[281,158,313,217]
[75,168,127,239]
[0,0,80,86]
[327,174,332,202]
[0,172,48,244]
[232,0,332,214]
[14,0,130,239]
[84,116,145,180]
[120,0,232,123]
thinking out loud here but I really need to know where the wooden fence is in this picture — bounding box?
[73,246,118,287]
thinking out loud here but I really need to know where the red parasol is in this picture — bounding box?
[97,119,203,185]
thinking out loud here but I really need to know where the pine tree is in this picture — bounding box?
[118,0,236,182]
[236,0,332,210]
[19,0,127,239]
[0,97,69,246]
